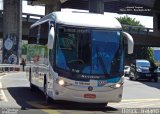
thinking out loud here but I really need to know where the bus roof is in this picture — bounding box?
[31,12,122,29]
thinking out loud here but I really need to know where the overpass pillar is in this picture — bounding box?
[153,13,160,33]
[89,0,104,14]
[3,0,22,64]
[45,1,61,15]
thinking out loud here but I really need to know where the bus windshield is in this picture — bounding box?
[56,26,123,77]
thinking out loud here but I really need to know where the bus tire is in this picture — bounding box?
[98,103,108,107]
[93,103,108,107]
[44,76,52,104]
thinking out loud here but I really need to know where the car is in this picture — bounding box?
[156,67,160,77]
[124,66,130,77]
[156,67,160,73]
[129,59,158,82]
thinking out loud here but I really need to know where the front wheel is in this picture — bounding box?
[89,103,108,107]
[97,103,108,107]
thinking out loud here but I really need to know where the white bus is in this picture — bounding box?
[26,12,134,105]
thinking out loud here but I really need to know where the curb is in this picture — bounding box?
[0,73,6,76]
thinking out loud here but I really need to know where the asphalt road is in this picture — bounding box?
[0,72,160,114]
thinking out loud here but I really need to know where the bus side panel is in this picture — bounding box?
[27,44,49,91]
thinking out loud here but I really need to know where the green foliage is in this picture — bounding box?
[116,16,154,63]
[22,43,28,55]
[116,16,143,26]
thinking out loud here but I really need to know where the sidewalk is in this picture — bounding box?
[0,72,6,76]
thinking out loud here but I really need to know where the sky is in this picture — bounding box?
[0,0,153,28]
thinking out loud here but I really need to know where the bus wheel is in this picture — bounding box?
[44,80,52,104]
[99,103,108,107]
[94,103,108,107]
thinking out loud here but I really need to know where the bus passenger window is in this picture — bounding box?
[28,26,39,44]
[39,22,49,45]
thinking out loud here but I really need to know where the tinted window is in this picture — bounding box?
[28,22,49,45]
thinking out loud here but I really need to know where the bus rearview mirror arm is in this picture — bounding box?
[122,32,134,54]
[47,27,55,49]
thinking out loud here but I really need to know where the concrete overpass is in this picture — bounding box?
[28,0,160,39]
[0,10,160,47]
[0,10,43,39]
[122,25,160,47]
[1,0,160,64]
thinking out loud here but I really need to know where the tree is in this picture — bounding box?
[116,16,154,64]
[117,16,143,26]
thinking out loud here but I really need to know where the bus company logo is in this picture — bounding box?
[81,75,100,79]
[98,80,108,86]
[88,86,93,91]
[75,81,90,86]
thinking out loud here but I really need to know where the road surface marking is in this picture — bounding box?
[122,98,160,102]
[27,101,61,114]
[0,82,8,102]
[42,109,61,114]
[109,98,160,108]
[27,101,53,109]
[140,104,160,108]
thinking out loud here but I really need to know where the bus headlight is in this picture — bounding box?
[115,83,121,88]
[58,80,65,86]
[56,78,72,86]
[112,82,123,89]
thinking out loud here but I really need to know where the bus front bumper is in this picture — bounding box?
[52,84,123,103]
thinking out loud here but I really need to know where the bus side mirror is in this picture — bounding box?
[47,27,55,49]
[122,32,134,54]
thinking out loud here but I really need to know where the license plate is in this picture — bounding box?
[84,94,96,99]
[146,74,151,76]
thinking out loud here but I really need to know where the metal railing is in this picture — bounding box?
[122,24,153,35]
[0,64,21,72]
